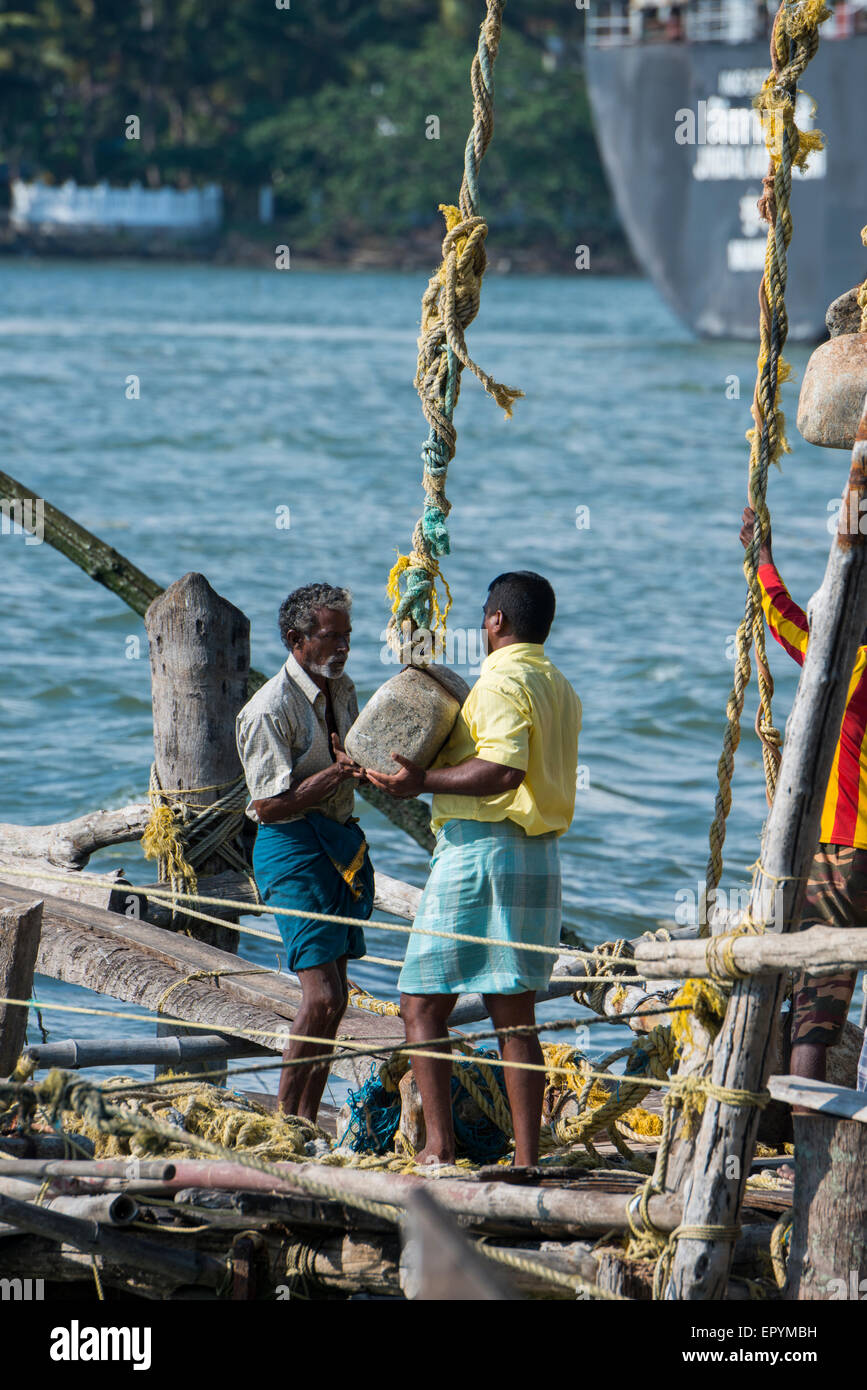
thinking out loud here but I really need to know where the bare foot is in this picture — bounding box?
[414,1146,455,1168]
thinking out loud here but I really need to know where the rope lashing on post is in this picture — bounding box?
[386,0,523,651]
[624,1072,771,1298]
[142,766,251,904]
[703,0,829,930]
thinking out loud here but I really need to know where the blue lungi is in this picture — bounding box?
[252,812,373,973]
[398,818,562,996]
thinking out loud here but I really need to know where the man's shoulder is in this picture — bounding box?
[237,664,297,726]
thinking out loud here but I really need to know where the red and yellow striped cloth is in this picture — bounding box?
[759,563,867,848]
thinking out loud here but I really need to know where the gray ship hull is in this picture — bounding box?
[585,36,867,338]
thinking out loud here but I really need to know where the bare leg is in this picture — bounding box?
[778,1041,828,1179]
[484,991,544,1168]
[400,992,457,1165]
[279,957,348,1122]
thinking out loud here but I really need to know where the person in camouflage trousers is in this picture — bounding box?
[790,846,867,1049]
[741,507,867,1095]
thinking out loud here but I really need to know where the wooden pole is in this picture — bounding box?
[0,897,43,1075]
[668,399,867,1300]
[145,572,250,952]
[787,1110,867,1299]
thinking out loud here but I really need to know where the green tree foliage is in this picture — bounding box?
[0,1,615,249]
[247,25,610,249]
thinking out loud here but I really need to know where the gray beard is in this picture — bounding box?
[308,657,345,678]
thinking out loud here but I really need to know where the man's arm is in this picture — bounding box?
[740,505,809,667]
[366,754,524,801]
[252,734,364,823]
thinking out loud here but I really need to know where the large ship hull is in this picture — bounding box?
[585,35,867,338]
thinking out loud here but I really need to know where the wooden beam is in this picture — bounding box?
[0,880,404,1066]
[634,922,867,979]
[0,1191,225,1287]
[668,399,867,1300]
[0,897,43,1074]
[767,1073,867,1123]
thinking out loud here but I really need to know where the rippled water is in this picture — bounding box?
[1,260,856,1098]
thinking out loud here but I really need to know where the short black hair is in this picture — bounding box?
[484,571,556,643]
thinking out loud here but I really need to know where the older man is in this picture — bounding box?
[236,582,371,1122]
[368,571,581,1167]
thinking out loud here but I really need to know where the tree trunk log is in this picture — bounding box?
[634,923,867,978]
[787,1111,867,1299]
[0,897,42,1074]
[669,403,867,1300]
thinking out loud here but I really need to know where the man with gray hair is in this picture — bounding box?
[236,582,373,1122]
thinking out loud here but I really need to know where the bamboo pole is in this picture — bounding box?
[668,398,867,1300]
[0,469,435,853]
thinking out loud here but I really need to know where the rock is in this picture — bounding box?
[344,665,470,776]
[826,286,863,338]
[796,332,867,449]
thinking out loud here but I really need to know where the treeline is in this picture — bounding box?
[0,0,623,254]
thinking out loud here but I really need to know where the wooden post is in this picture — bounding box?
[0,898,43,1075]
[145,572,250,952]
[788,1110,867,1299]
[668,398,867,1299]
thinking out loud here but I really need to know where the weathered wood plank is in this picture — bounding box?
[768,1073,867,1123]
[0,897,43,1074]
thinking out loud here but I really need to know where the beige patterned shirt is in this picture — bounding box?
[235,653,359,824]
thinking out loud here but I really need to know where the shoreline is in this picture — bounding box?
[0,223,638,277]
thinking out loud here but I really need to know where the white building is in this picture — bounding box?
[10,179,223,232]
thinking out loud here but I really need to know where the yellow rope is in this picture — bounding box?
[770,1207,793,1289]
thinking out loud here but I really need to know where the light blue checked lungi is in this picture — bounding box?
[398,818,562,996]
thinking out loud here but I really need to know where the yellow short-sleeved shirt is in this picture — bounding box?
[429,642,581,837]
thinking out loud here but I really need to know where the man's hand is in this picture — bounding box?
[740,505,773,565]
[331,733,366,781]
[365,753,426,799]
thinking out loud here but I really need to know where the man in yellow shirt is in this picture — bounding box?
[367,572,581,1167]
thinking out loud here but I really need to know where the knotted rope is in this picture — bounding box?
[386,0,522,652]
[703,0,829,929]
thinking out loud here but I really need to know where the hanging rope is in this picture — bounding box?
[703,0,829,928]
[386,0,523,653]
